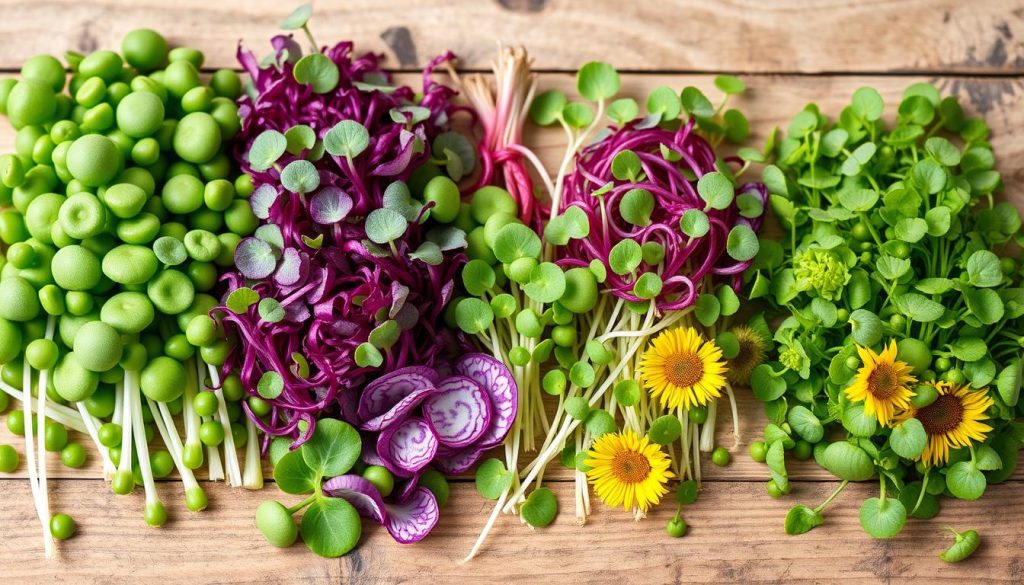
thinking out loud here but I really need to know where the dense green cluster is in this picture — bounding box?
[0,29,258,537]
[744,83,1024,541]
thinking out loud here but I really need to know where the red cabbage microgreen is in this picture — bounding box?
[449,49,768,559]
[217,7,472,455]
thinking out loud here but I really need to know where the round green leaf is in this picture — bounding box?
[577,62,620,102]
[293,53,340,94]
[523,262,566,304]
[520,487,558,528]
[714,75,746,95]
[679,208,710,238]
[890,418,927,459]
[946,461,986,500]
[849,309,882,346]
[821,441,875,481]
[493,223,542,264]
[726,225,759,261]
[787,406,823,443]
[455,298,494,334]
[608,240,642,275]
[785,505,824,536]
[620,188,654,226]
[562,102,594,128]
[257,371,284,400]
[680,87,714,118]
[613,380,641,407]
[274,449,317,494]
[280,159,320,194]
[611,150,642,182]
[530,90,568,126]
[676,479,699,505]
[475,458,513,500]
[858,497,906,539]
[280,3,312,29]
[300,496,361,558]
[301,419,362,478]
[249,130,287,172]
[646,86,681,121]
[364,208,408,244]
[607,98,639,124]
[697,172,734,209]
[851,87,884,121]
[324,120,370,159]
[649,415,681,445]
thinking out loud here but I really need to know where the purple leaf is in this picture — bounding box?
[376,417,438,475]
[322,474,387,524]
[360,385,438,432]
[250,184,280,219]
[274,248,309,286]
[234,237,278,279]
[357,367,438,423]
[430,444,485,475]
[310,186,354,224]
[454,353,518,449]
[422,376,492,448]
[384,487,439,544]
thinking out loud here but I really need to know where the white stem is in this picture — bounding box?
[117,375,135,481]
[182,359,201,455]
[75,403,115,479]
[242,417,264,490]
[127,372,158,506]
[724,383,741,450]
[461,487,510,563]
[37,315,56,558]
[194,362,223,483]
[0,382,87,434]
[112,379,123,425]
[152,400,201,493]
[206,363,241,486]
[699,400,717,453]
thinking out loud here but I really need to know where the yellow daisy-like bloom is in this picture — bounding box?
[725,325,766,386]
[844,340,916,426]
[897,382,994,467]
[638,327,727,410]
[584,431,674,512]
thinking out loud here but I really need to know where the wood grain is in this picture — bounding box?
[2,61,1024,584]
[2,479,1024,584]
[0,1,1021,74]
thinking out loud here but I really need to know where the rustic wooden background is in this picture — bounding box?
[1,1,1024,583]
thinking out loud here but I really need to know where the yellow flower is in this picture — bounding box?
[584,431,674,512]
[897,382,993,467]
[725,325,767,385]
[639,327,727,410]
[845,340,916,426]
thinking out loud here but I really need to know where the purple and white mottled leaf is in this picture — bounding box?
[376,417,438,475]
[322,474,387,524]
[249,184,280,219]
[310,186,354,224]
[275,248,309,286]
[360,385,438,432]
[430,444,485,475]
[422,375,492,448]
[454,353,518,448]
[357,367,438,423]
[384,487,439,544]
[234,237,278,279]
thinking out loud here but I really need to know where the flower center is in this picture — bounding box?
[917,394,965,435]
[611,450,652,484]
[867,364,901,399]
[664,351,704,388]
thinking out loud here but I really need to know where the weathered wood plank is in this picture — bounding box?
[2,479,1022,583]
[0,1,1021,74]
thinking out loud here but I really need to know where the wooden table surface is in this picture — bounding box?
[2,1,1024,583]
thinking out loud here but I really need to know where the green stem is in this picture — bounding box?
[814,480,849,513]
[287,493,319,515]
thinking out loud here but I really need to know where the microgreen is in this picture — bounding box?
[749,83,1024,549]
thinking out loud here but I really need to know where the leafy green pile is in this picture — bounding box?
[745,83,1024,540]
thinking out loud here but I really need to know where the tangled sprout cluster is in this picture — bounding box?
[219,37,465,444]
[558,121,768,310]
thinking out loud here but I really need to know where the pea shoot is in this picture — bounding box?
[0,25,259,549]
